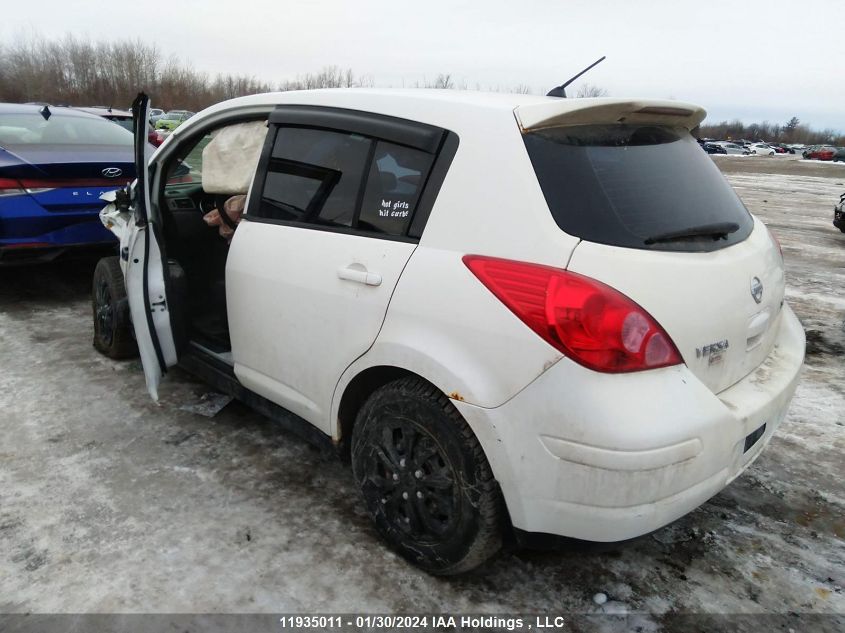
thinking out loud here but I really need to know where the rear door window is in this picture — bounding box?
[258,127,371,227]
[523,125,754,252]
[253,125,438,238]
[357,142,434,235]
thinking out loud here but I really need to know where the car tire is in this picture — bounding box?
[351,377,504,575]
[92,256,138,359]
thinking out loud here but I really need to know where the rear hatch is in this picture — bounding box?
[516,100,785,394]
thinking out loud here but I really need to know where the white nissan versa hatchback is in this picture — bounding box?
[92,90,805,575]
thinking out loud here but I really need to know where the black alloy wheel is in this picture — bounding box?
[363,418,459,543]
[351,377,503,575]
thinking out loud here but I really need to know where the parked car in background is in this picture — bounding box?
[148,128,166,147]
[155,110,195,131]
[713,141,750,155]
[74,106,134,133]
[804,146,837,161]
[749,143,775,156]
[149,108,165,124]
[0,103,135,264]
[833,147,845,162]
[834,191,845,233]
[75,105,163,149]
[702,142,726,154]
[94,91,804,574]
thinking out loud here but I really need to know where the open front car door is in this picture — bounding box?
[99,93,178,400]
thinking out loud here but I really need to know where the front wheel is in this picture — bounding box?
[92,256,138,359]
[351,377,504,575]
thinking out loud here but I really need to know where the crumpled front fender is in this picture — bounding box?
[99,187,133,242]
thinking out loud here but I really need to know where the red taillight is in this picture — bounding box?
[0,177,25,197]
[463,255,683,373]
[17,177,130,188]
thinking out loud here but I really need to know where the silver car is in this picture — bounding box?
[713,141,750,155]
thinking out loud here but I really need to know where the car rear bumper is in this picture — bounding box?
[0,241,115,265]
[0,196,116,256]
[454,303,805,542]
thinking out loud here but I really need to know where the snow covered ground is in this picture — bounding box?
[0,154,842,631]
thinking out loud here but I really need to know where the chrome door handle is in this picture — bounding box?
[338,267,382,286]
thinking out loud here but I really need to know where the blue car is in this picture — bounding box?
[0,103,135,264]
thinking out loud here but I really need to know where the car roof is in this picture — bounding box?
[74,106,133,118]
[179,89,706,137]
[0,102,111,120]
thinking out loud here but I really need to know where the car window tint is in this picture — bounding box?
[523,125,754,252]
[257,127,371,227]
[357,142,434,236]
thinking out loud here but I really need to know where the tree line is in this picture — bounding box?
[0,35,373,111]
[0,33,612,111]
[698,116,844,146]
[1,33,840,144]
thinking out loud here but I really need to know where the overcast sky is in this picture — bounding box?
[3,0,843,131]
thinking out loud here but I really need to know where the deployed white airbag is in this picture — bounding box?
[201,120,267,194]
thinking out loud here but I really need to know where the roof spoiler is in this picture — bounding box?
[516,99,707,132]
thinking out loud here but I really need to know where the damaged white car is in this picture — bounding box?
[92,90,805,575]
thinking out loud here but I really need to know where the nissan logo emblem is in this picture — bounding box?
[102,167,123,178]
[750,277,763,304]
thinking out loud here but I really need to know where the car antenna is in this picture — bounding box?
[546,55,606,98]
[39,105,51,120]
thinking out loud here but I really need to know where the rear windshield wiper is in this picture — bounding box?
[644,222,740,245]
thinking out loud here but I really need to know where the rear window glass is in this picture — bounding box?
[0,113,133,146]
[523,125,753,251]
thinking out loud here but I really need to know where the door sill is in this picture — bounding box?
[179,343,335,455]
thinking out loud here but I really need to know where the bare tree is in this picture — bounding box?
[574,83,608,98]
[783,116,800,140]
[432,73,454,89]
[278,66,366,91]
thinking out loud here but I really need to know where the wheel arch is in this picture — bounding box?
[331,341,496,451]
[335,364,415,457]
